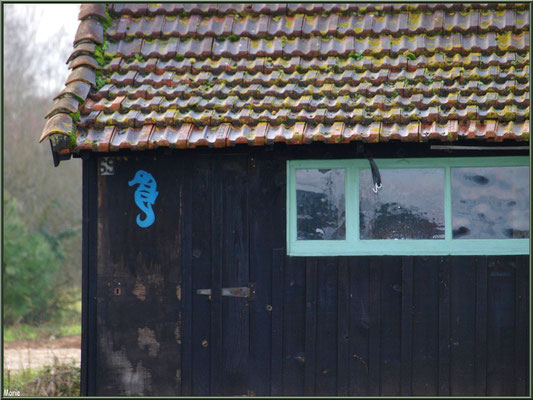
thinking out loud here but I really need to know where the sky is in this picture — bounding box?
[13,3,80,42]
[5,3,80,93]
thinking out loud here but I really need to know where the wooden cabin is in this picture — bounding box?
[40,3,530,396]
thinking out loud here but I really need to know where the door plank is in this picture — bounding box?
[209,155,223,396]
[220,156,250,395]
[190,158,211,395]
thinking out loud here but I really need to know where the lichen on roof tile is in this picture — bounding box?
[41,2,530,155]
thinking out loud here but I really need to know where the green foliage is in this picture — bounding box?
[348,51,364,61]
[4,360,80,397]
[176,54,185,61]
[3,194,68,325]
[68,132,77,150]
[93,44,106,67]
[69,110,80,123]
[227,34,239,42]
[403,51,417,61]
[101,6,112,30]
[95,73,108,90]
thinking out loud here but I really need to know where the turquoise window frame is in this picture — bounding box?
[287,156,530,256]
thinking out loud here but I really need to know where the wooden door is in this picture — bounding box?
[183,152,285,396]
[211,154,251,395]
[184,154,252,396]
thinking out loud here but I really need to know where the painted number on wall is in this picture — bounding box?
[99,157,115,176]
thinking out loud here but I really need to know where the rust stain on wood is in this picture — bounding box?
[133,280,147,301]
[137,327,160,357]
[174,321,182,345]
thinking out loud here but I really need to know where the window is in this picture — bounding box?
[287,157,529,256]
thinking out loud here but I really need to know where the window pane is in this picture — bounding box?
[359,168,445,239]
[452,166,529,239]
[296,169,345,240]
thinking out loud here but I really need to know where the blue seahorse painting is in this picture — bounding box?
[128,170,159,228]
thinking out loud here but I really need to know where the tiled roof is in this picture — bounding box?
[40,3,530,158]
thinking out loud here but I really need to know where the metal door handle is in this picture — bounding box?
[197,284,255,300]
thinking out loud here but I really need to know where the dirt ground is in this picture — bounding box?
[3,335,81,371]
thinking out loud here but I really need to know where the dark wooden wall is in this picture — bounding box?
[83,144,529,396]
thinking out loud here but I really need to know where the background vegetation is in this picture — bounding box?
[4,359,80,397]
[3,6,82,330]
[3,6,83,395]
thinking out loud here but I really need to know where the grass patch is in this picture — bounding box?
[3,359,80,397]
[4,320,81,342]
[5,300,81,342]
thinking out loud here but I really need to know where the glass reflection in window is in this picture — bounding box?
[296,169,345,240]
[359,168,445,239]
[451,166,529,239]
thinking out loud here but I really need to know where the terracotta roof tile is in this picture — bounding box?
[109,125,153,150]
[42,3,530,154]
[45,96,80,119]
[77,126,116,152]
[65,66,96,86]
[161,14,200,37]
[74,19,104,45]
[78,3,107,20]
[198,15,234,36]
[66,42,96,63]
[233,15,270,37]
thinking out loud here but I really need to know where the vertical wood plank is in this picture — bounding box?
[514,255,529,396]
[412,257,439,396]
[450,256,476,395]
[379,257,402,396]
[486,257,516,396]
[438,257,451,396]
[248,154,275,396]
[220,155,249,395]
[337,257,350,396]
[282,257,306,395]
[270,248,284,396]
[304,258,317,395]
[349,257,370,396]
[400,257,413,396]
[315,258,338,395]
[368,258,381,396]
[475,256,488,396]
[189,157,210,395]
[209,155,223,396]
[178,156,191,397]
